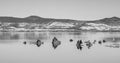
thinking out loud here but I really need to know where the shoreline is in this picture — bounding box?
[0,29,120,32]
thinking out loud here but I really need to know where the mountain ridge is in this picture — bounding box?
[0,15,120,32]
[0,15,120,23]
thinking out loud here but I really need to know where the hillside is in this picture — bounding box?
[0,16,120,32]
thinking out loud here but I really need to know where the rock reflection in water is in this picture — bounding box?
[23,41,27,44]
[104,37,120,43]
[23,40,44,47]
[76,40,83,50]
[23,37,62,49]
[52,37,61,49]
[85,40,93,49]
[0,32,19,40]
[98,41,102,44]
[103,40,106,43]
[1,32,120,63]
[24,32,48,40]
[93,40,97,44]
[36,40,44,47]
[76,39,109,50]
[103,37,120,48]
[70,39,73,42]
[1,32,120,50]
[22,38,120,50]
[105,44,120,48]
[0,32,48,41]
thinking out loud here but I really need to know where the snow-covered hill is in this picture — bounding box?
[0,16,120,32]
[46,22,74,28]
[80,23,120,31]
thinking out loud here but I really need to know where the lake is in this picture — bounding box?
[0,31,120,63]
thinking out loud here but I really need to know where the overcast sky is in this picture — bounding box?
[0,0,119,20]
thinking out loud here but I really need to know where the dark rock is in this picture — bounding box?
[23,41,27,44]
[85,40,92,49]
[70,39,73,42]
[36,40,42,47]
[52,37,61,49]
[103,40,106,43]
[98,41,102,44]
[93,40,96,44]
[76,40,83,50]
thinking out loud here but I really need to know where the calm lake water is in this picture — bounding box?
[0,31,120,63]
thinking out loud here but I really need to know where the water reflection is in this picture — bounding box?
[0,32,19,40]
[24,32,48,40]
[0,32,120,49]
[105,37,120,42]
[75,39,107,50]
[22,37,120,50]
[105,43,120,48]
[23,39,44,47]
[69,39,73,42]
[0,32,120,63]
[76,40,83,50]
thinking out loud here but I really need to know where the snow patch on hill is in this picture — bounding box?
[46,22,74,28]
[80,23,120,31]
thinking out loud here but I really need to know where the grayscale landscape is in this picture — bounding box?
[0,0,120,63]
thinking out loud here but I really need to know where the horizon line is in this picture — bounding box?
[0,15,119,21]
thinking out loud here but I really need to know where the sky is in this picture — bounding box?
[0,0,120,20]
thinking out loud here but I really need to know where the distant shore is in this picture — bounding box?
[0,29,120,32]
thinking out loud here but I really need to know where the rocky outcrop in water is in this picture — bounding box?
[36,40,44,47]
[52,37,61,49]
[23,40,44,47]
[76,40,83,50]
